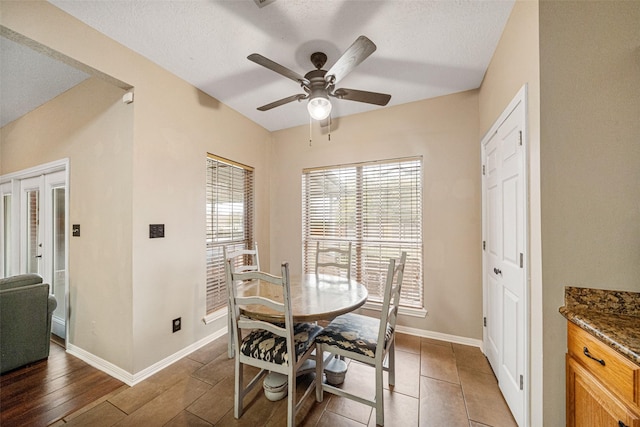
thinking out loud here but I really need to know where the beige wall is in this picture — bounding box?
[538,1,640,424]
[478,0,542,424]
[270,90,483,339]
[1,77,135,369]
[1,1,271,375]
[127,57,272,372]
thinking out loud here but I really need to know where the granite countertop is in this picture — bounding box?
[559,286,639,366]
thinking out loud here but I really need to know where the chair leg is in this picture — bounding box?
[375,360,384,426]
[388,341,396,386]
[315,344,324,402]
[234,358,243,419]
[227,308,234,358]
[288,365,296,427]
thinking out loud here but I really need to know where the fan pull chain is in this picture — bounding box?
[328,114,331,141]
[309,115,312,146]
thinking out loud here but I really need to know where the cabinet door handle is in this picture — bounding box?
[618,421,628,427]
[583,346,606,366]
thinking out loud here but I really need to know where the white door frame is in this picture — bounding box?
[0,182,15,277]
[481,85,529,426]
[0,159,70,341]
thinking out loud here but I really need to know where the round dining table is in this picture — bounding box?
[235,273,368,323]
[234,273,368,398]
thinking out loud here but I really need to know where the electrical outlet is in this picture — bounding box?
[172,317,181,333]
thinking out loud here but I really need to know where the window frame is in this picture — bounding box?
[204,153,254,319]
[302,157,424,313]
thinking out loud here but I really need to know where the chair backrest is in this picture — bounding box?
[315,241,352,280]
[225,260,295,363]
[377,252,407,355]
[224,242,260,274]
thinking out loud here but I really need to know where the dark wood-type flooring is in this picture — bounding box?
[0,339,125,426]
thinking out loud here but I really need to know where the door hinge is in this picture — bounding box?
[519,374,524,390]
[518,130,523,146]
[519,253,524,268]
[483,241,486,250]
[483,317,487,327]
[482,165,486,175]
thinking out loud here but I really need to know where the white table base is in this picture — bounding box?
[263,352,347,400]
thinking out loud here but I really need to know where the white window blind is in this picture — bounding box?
[302,157,423,308]
[205,154,254,314]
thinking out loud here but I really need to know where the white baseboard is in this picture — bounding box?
[66,328,228,386]
[66,325,481,387]
[395,324,483,349]
[51,316,65,339]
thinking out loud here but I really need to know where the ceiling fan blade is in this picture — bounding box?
[325,36,377,85]
[248,53,309,85]
[257,94,307,111]
[331,88,391,106]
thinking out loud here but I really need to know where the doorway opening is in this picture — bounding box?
[1,159,69,345]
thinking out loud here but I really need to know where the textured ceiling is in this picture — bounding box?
[2,0,515,131]
[0,36,90,127]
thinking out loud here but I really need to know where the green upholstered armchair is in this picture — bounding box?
[0,274,57,374]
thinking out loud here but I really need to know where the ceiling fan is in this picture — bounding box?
[248,35,391,121]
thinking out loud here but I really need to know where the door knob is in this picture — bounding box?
[493,267,502,275]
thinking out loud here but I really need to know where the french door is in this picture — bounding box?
[1,162,68,339]
[20,176,45,275]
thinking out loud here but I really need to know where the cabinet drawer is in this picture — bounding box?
[568,322,639,406]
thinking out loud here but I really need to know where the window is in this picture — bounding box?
[302,157,423,308]
[205,154,254,314]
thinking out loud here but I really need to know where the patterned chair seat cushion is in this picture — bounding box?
[240,322,323,365]
[315,313,393,359]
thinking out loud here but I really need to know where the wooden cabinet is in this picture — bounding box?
[566,322,640,427]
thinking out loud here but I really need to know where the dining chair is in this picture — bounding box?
[314,252,407,426]
[224,243,260,358]
[226,260,323,427]
[315,241,352,280]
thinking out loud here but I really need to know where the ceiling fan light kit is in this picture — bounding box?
[307,94,332,120]
[248,36,391,123]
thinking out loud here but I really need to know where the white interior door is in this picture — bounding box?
[482,87,528,426]
[484,132,502,373]
[44,171,67,339]
[2,162,68,340]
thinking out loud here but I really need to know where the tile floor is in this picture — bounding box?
[52,333,517,426]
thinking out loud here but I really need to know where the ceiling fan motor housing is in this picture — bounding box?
[304,69,332,95]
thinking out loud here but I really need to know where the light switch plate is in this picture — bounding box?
[149,224,165,238]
